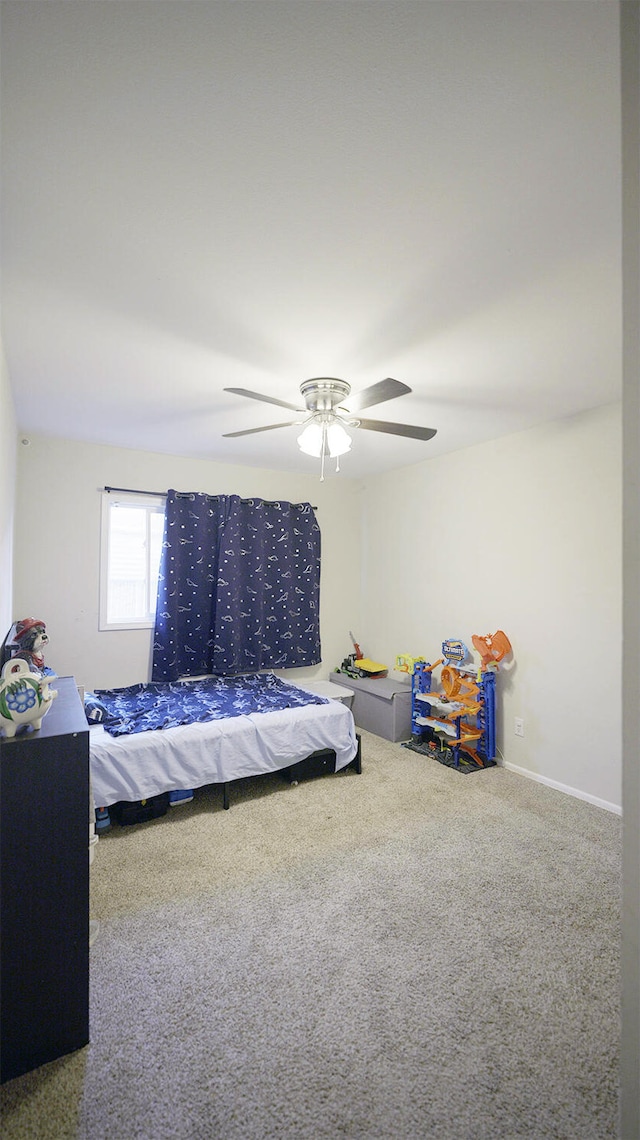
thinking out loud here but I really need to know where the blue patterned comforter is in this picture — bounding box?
[90,673,327,737]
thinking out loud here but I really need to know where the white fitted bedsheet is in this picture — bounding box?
[90,697,358,807]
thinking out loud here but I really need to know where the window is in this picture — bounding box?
[99,492,165,630]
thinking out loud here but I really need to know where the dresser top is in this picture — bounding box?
[0,675,87,746]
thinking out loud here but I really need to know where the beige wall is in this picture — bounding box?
[13,435,363,691]
[358,402,622,811]
[0,338,17,636]
[13,404,622,811]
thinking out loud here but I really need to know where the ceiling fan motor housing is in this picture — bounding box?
[300,378,351,414]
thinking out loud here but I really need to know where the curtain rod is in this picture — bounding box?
[104,485,166,498]
[103,486,318,508]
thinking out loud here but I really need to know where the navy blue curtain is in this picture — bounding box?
[152,492,321,680]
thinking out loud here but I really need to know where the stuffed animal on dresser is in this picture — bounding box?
[11,618,51,675]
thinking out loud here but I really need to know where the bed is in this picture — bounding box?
[87,672,361,815]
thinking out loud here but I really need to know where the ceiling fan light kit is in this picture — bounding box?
[223,377,437,479]
[296,379,355,479]
[297,420,352,459]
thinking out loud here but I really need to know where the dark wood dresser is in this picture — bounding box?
[0,676,89,1083]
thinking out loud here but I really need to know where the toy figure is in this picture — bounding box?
[471,630,512,671]
[11,618,51,675]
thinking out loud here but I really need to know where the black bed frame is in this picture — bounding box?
[107,737,363,822]
[220,733,362,810]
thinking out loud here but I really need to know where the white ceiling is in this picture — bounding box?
[1,1,622,479]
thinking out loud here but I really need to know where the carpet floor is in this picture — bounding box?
[1,731,620,1139]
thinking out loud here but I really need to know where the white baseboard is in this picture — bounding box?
[500,760,622,816]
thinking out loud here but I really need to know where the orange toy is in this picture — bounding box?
[472,631,512,671]
[427,666,485,766]
[441,665,479,706]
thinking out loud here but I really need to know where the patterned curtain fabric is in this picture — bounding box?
[152,491,321,680]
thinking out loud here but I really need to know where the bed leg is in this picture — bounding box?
[223,782,230,810]
[352,735,362,774]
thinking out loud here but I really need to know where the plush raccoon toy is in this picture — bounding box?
[11,618,50,674]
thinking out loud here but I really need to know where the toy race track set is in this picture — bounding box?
[398,632,512,774]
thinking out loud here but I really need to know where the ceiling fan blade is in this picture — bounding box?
[344,377,412,413]
[224,387,303,412]
[223,420,298,438]
[357,417,437,441]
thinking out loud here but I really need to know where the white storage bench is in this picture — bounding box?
[329,673,412,742]
[296,680,355,709]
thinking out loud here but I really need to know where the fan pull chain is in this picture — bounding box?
[320,424,327,481]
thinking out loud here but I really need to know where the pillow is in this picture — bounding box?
[84,693,110,724]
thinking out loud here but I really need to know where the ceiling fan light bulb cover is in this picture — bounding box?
[297,422,324,456]
[297,419,352,459]
[326,422,352,456]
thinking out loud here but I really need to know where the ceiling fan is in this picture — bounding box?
[223,377,437,479]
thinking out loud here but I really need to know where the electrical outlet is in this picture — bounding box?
[514,717,524,737]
